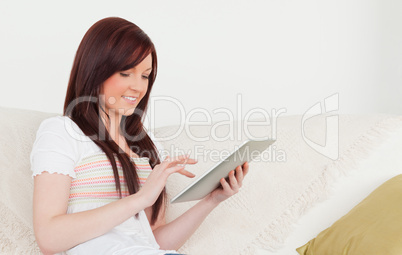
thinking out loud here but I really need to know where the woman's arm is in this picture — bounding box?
[148,162,249,251]
[34,155,194,255]
[152,195,220,250]
[33,172,147,255]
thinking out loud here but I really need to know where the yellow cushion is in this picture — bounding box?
[296,174,402,255]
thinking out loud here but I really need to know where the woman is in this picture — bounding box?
[31,16,249,255]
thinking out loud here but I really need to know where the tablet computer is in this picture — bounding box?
[170,138,276,203]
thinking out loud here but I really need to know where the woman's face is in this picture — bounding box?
[100,53,152,117]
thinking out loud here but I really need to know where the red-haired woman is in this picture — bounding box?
[30,17,249,255]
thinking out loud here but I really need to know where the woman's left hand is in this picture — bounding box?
[206,161,249,204]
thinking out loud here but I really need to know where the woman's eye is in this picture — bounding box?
[120,73,148,79]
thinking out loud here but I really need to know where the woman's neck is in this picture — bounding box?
[99,109,139,157]
[100,110,123,142]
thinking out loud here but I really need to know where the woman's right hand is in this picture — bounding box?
[137,154,198,207]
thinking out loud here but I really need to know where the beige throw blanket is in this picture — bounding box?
[161,113,402,255]
[1,106,401,254]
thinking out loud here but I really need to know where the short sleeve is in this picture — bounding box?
[146,129,167,161]
[30,116,80,179]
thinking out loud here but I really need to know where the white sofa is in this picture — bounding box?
[1,106,401,255]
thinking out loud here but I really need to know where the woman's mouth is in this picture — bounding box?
[122,96,137,105]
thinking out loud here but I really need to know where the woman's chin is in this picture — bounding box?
[122,108,138,117]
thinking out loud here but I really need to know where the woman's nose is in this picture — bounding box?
[129,76,147,92]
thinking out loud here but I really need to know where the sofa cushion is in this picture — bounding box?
[296,174,402,255]
[0,106,58,254]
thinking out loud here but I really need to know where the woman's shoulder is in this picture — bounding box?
[32,115,98,169]
[37,115,90,143]
[38,115,72,129]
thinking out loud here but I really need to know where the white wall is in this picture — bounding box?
[1,0,401,129]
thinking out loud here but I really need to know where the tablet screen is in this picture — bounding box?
[171,138,276,203]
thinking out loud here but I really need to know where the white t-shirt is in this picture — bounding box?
[30,115,178,255]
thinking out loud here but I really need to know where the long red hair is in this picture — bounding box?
[63,17,165,225]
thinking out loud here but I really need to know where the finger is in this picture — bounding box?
[165,165,186,175]
[166,165,195,178]
[162,155,171,166]
[235,165,244,187]
[177,154,198,166]
[180,158,198,165]
[167,154,198,168]
[220,177,231,191]
[242,161,249,176]
[177,168,196,178]
[161,155,184,168]
[229,170,239,192]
